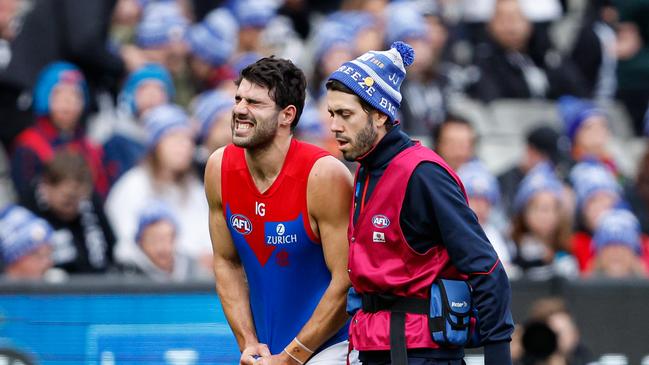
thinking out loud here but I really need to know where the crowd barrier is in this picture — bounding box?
[0,276,647,364]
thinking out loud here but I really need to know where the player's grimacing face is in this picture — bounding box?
[231,78,280,149]
[327,90,378,161]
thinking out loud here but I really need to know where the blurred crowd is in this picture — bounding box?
[0,0,649,290]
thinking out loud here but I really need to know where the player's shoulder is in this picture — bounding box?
[204,147,228,203]
[206,146,227,174]
[308,155,353,190]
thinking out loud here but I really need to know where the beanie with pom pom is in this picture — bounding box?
[327,41,414,121]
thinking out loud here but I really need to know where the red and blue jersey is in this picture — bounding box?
[221,138,348,354]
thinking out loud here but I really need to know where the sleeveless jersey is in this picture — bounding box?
[221,138,349,354]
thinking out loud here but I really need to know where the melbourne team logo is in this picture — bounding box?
[372,215,391,229]
[230,214,252,235]
[276,249,290,267]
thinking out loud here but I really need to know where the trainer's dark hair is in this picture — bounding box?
[325,79,393,130]
[236,56,306,130]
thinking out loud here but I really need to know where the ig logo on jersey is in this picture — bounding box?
[372,215,390,229]
[230,214,252,235]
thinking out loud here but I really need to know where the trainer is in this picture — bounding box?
[325,42,514,365]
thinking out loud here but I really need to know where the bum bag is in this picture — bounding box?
[345,281,480,365]
[429,279,480,347]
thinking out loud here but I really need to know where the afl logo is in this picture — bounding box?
[372,215,390,229]
[230,214,252,235]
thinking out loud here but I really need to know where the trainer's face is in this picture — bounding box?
[327,90,380,161]
[232,78,280,149]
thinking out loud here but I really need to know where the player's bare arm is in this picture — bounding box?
[205,148,270,364]
[295,156,355,351]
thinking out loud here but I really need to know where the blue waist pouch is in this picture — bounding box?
[429,279,478,347]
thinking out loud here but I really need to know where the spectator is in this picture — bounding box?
[386,2,449,135]
[432,114,476,171]
[569,0,618,100]
[0,0,147,146]
[516,320,561,365]
[591,209,649,278]
[105,104,211,275]
[0,0,18,41]
[0,204,55,280]
[10,62,110,201]
[135,1,192,106]
[185,7,238,92]
[260,10,306,64]
[557,96,617,173]
[615,0,649,135]
[348,11,383,55]
[277,0,312,40]
[0,142,15,208]
[569,159,624,273]
[231,0,278,55]
[631,136,649,234]
[457,160,516,276]
[135,1,189,67]
[104,63,175,184]
[0,0,20,69]
[468,0,586,101]
[21,150,115,274]
[308,19,354,99]
[110,0,148,46]
[191,89,233,177]
[499,126,563,217]
[527,297,594,365]
[511,164,578,280]
[120,200,198,281]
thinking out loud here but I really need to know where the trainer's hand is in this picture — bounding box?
[255,352,301,365]
[240,343,271,365]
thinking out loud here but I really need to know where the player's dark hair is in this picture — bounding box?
[236,56,306,131]
[325,79,393,130]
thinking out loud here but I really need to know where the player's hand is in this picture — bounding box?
[255,352,301,365]
[240,343,271,365]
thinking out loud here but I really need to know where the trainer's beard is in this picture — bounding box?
[342,116,377,161]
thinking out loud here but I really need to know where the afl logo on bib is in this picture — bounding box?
[230,214,253,235]
[372,215,390,229]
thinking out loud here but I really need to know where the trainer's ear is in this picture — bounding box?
[372,110,389,129]
[279,105,297,128]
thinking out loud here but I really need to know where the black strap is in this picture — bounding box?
[390,311,408,365]
[361,294,430,365]
[361,294,429,314]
